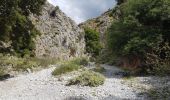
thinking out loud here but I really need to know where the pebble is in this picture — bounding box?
[1,65,168,100]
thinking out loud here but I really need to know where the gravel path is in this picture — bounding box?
[0,65,146,100]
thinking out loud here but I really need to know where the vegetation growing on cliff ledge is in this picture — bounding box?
[0,0,46,56]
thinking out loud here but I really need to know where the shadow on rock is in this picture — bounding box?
[0,74,14,81]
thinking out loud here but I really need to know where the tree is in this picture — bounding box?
[0,0,46,56]
[107,0,170,74]
[19,0,46,16]
[0,0,18,41]
[84,27,101,57]
[116,0,127,5]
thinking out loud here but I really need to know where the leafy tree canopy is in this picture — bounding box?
[0,0,46,56]
[107,0,170,74]
[84,27,101,57]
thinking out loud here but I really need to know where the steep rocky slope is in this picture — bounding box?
[79,7,121,47]
[30,2,85,60]
[79,9,114,46]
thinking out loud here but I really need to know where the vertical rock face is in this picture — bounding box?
[30,2,85,60]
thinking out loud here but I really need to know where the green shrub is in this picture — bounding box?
[91,64,106,73]
[68,71,105,87]
[30,58,59,68]
[84,27,101,57]
[0,56,24,67]
[13,60,38,71]
[107,0,170,75]
[0,55,58,72]
[52,62,81,76]
[147,86,170,100]
[71,57,89,66]
[52,57,89,76]
[148,62,170,76]
[0,67,5,76]
[0,0,45,56]
[0,56,37,72]
[15,58,59,71]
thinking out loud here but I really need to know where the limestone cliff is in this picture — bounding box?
[79,7,120,47]
[79,9,114,46]
[30,2,85,60]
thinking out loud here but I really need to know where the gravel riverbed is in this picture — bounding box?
[0,64,168,100]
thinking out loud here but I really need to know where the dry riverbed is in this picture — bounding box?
[0,64,169,100]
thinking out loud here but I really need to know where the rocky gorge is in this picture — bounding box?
[79,10,114,46]
[30,2,85,60]
[0,1,169,100]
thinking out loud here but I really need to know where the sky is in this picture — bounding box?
[47,0,116,24]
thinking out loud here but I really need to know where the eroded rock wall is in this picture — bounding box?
[30,2,85,60]
[79,10,114,46]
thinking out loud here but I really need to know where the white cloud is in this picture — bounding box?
[47,0,116,24]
